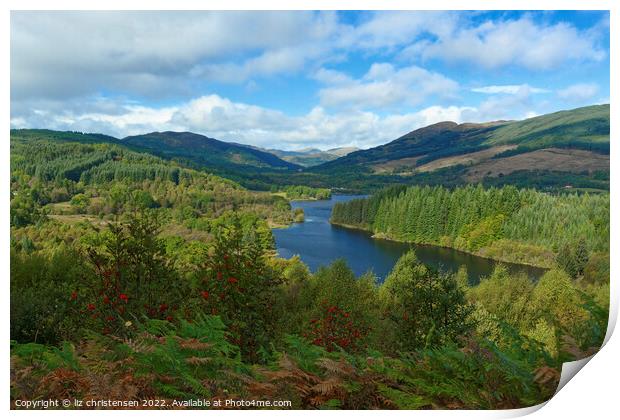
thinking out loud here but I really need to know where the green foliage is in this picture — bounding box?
[292,260,380,352]
[282,185,331,200]
[11,247,89,344]
[134,315,246,398]
[197,214,283,363]
[10,132,296,228]
[332,184,609,268]
[10,237,608,409]
[70,193,90,213]
[469,265,604,359]
[582,252,610,286]
[10,188,46,227]
[529,270,589,343]
[293,208,305,223]
[75,212,186,335]
[379,251,473,352]
[467,265,533,331]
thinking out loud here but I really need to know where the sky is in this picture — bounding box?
[10,10,610,151]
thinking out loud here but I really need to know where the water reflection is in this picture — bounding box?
[273,195,546,284]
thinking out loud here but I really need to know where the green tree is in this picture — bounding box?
[70,193,90,214]
[467,265,533,330]
[573,238,589,277]
[10,192,45,227]
[77,211,184,335]
[528,269,589,348]
[379,251,473,352]
[198,215,283,363]
[296,261,379,352]
[556,243,578,278]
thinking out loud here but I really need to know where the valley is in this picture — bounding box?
[9,103,610,410]
[8,9,613,411]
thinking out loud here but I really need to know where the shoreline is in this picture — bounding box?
[330,220,551,270]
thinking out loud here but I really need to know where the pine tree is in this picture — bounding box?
[573,238,589,277]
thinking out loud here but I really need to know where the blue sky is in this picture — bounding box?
[10,10,610,150]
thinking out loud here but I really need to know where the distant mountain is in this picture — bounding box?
[10,104,610,193]
[326,146,361,157]
[121,131,301,171]
[312,104,609,187]
[9,129,305,191]
[265,146,361,167]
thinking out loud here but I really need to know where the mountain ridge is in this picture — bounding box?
[121,131,301,171]
[10,104,610,192]
[312,104,609,176]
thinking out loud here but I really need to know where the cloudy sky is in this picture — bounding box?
[10,10,609,150]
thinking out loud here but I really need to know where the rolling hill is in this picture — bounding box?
[311,104,609,190]
[10,129,305,191]
[265,146,360,167]
[230,145,360,167]
[9,104,610,193]
[122,131,301,171]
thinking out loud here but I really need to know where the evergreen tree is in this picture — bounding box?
[574,238,589,277]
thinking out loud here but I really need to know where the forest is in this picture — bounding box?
[10,210,609,409]
[9,131,610,410]
[10,135,295,233]
[331,184,609,270]
[277,185,332,200]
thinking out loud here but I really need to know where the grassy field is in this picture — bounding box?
[48,214,108,226]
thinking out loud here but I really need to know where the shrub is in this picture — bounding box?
[10,246,88,344]
[70,193,90,214]
[294,260,379,352]
[198,214,283,363]
[467,265,533,330]
[303,303,369,352]
[74,211,186,336]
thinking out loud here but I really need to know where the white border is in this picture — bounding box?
[3,1,617,419]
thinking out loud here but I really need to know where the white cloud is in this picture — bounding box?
[466,91,543,122]
[9,11,608,148]
[10,94,491,150]
[10,11,344,99]
[401,16,606,70]
[317,63,459,109]
[11,11,608,110]
[471,85,550,95]
[335,11,455,51]
[557,83,600,103]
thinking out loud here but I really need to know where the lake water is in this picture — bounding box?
[273,195,546,284]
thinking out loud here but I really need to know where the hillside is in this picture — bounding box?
[10,104,610,193]
[311,104,609,190]
[9,130,295,232]
[10,129,306,191]
[122,131,301,171]
[244,146,360,167]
